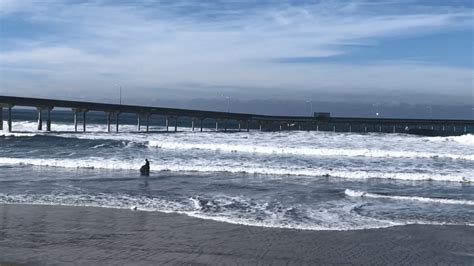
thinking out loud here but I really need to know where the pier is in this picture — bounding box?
[1,95,473,135]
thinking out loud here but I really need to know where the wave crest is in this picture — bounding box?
[345,189,474,206]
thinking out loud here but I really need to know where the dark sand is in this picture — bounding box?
[0,204,473,265]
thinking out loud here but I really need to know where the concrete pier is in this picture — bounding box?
[137,114,141,131]
[106,112,112,132]
[8,106,12,132]
[37,108,43,131]
[115,113,120,132]
[83,111,87,132]
[0,96,473,135]
[0,104,14,132]
[74,112,78,132]
[46,108,52,131]
[191,118,197,131]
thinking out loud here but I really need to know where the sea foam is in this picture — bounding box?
[345,189,474,205]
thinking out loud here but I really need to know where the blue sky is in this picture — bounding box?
[0,0,473,105]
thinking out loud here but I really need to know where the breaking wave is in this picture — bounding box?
[345,189,474,205]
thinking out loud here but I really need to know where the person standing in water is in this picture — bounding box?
[140,159,150,176]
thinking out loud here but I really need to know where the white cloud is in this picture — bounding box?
[0,0,472,104]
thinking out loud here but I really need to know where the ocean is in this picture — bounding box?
[1,109,473,231]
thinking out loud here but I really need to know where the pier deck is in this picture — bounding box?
[1,95,473,134]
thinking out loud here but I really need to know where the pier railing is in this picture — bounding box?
[1,95,473,134]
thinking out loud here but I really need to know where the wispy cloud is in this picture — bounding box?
[0,0,472,103]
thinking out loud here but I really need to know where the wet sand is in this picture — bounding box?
[0,204,473,265]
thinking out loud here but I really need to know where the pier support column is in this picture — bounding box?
[8,106,12,132]
[74,112,78,132]
[215,120,219,131]
[191,118,195,131]
[259,122,262,131]
[106,112,112,132]
[72,108,86,132]
[83,111,87,132]
[224,120,228,132]
[247,120,250,132]
[174,117,178,132]
[166,117,170,132]
[46,107,53,132]
[200,118,204,132]
[238,121,241,132]
[0,107,3,131]
[137,114,141,131]
[115,112,120,132]
[36,107,43,131]
[0,104,12,131]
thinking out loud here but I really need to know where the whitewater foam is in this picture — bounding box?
[345,189,474,205]
[149,140,474,161]
[0,157,471,183]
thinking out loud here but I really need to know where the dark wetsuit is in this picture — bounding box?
[140,159,150,176]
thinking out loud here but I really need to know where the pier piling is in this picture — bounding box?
[137,114,141,131]
[0,107,3,131]
[83,111,87,132]
[8,107,12,132]
[46,108,52,131]
[37,108,43,131]
[115,112,120,132]
[106,112,112,132]
[74,112,78,132]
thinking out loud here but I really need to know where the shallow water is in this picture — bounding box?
[1,110,473,230]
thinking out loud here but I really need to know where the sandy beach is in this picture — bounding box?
[0,204,472,265]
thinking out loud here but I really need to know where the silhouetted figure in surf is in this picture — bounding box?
[140,159,150,176]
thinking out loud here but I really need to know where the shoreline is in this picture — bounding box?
[1,204,473,265]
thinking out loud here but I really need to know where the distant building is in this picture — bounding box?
[313,112,330,118]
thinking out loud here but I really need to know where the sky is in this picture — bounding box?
[0,0,473,109]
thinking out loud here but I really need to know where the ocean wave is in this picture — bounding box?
[2,191,470,231]
[148,140,474,161]
[0,192,399,231]
[5,121,473,162]
[445,134,474,145]
[0,157,471,183]
[345,189,474,206]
